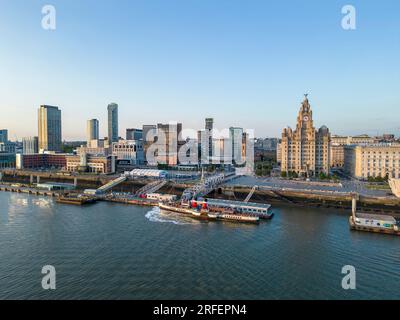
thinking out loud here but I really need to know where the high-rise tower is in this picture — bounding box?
[107,103,119,143]
[38,105,62,152]
[87,119,99,145]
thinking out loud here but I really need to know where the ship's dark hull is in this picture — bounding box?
[159,203,260,224]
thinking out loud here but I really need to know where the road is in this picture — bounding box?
[226,176,391,197]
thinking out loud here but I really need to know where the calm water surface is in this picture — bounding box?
[0,192,399,299]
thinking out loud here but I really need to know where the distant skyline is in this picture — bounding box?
[1,0,399,140]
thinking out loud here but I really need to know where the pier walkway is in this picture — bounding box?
[135,180,167,197]
[0,184,61,197]
[97,176,127,193]
[244,185,258,202]
[182,173,227,201]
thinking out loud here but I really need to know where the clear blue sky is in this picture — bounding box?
[0,0,399,140]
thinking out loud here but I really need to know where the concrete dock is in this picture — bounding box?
[2,169,400,216]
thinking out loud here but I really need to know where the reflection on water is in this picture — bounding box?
[31,198,53,209]
[3,195,54,225]
[14,198,29,207]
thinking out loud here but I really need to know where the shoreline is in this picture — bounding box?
[2,169,400,217]
[1,179,400,219]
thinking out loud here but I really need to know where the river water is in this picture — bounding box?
[0,192,399,299]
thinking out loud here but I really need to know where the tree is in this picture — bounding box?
[157,163,169,170]
[319,172,326,180]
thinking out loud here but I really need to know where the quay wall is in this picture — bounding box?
[221,187,400,217]
[2,170,400,216]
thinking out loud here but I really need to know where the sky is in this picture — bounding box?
[0,0,399,140]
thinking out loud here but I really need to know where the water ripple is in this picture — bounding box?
[0,193,399,300]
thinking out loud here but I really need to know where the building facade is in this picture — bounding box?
[0,141,16,153]
[112,140,144,165]
[330,135,378,168]
[198,118,214,164]
[87,139,106,149]
[142,125,157,165]
[0,153,16,169]
[344,144,400,179]
[276,142,282,163]
[229,127,244,165]
[242,132,248,161]
[126,128,143,141]
[331,135,377,146]
[142,125,156,142]
[280,95,331,177]
[142,123,183,166]
[38,105,62,152]
[16,153,67,170]
[76,145,110,156]
[156,123,182,166]
[378,134,396,143]
[210,137,232,164]
[205,118,214,160]
[107,103,119,143]
[0,129,8,143]
[330,145,345,168]
[255,138,278,151]
[65,154,116,174]
[22,136,39,155]
[87,119,99,146]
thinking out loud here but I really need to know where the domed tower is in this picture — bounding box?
[316,125,331,175]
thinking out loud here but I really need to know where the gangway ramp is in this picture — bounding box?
[270,189,295,204]
[182,173,226,201]
[97,176,127,193]
[244,185,258,202]
[135,180,167,197]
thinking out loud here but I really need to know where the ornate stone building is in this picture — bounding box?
[330,134,378,168]
[280,95,331,177]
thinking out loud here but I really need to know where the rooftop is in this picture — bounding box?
[206,198,271,209]
[356,212,397,223]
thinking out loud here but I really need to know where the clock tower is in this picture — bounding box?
[297,94,314,131]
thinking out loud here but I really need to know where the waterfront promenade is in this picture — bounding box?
[1,169,400,216]
[1,168,391,197]
[226,176,390,197]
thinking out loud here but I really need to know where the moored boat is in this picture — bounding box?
[56,195,97,205]
[349,214,400,236]
[196,198,273,219]
[159,202,260,224]
[349,193,400,236]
